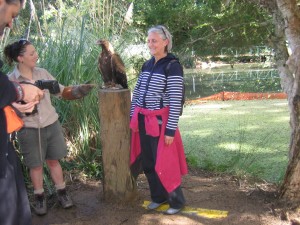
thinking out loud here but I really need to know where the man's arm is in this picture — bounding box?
[0,73,44,109]
[20,83,44,102]
[0,73,18,109]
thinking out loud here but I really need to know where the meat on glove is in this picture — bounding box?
[62,84,95,100]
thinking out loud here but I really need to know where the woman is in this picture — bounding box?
[4,40,74,216]
[130,25,188,215]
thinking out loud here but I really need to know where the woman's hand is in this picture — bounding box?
[12,101,39,113]
[165,135,174,146]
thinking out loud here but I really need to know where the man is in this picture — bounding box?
[0,0,44,224]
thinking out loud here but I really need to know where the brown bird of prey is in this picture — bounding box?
[96,39,128,89]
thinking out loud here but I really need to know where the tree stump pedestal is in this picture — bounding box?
[98,88,136,202]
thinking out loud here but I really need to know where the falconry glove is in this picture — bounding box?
[62,84,95,100]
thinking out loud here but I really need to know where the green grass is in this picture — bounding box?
[179,99,289,183]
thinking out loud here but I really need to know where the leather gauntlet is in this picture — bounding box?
[62,84,94,100]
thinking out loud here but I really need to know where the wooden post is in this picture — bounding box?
[98,88,137,202]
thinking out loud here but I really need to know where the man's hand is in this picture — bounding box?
[12,101,38,113]
[20,83,44,103]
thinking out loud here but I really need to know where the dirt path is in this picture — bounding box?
[32,169,292,225]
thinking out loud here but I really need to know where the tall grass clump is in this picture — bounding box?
[32,18,102,179]
[33,17,144,179]
[2,1,146,182]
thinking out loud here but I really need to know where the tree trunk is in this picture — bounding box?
[275,0,300,202]
[248,0,300,204]
[27,0,44,39]
[99,89,137,202]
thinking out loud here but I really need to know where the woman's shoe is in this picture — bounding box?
[164,207,182,215]
[147,201,167,210]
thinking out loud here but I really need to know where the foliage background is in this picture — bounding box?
[133,0,272,66]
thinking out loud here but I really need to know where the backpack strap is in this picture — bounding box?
[165,59,180,77]
[161,60,177,108]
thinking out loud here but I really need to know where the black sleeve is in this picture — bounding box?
[0,72,17,109]
[0,71,16,178]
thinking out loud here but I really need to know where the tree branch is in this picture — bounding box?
[187,20,273,45]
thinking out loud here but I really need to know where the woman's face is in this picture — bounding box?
[18,44,39,68]
[147,31,168,59]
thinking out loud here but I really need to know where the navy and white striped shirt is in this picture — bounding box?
[130,53,184,137]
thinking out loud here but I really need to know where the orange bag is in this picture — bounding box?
[4,106,24,133]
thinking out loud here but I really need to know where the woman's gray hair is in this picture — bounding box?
[148,25,173,52]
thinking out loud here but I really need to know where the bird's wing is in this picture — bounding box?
[97,56,103,75]
[111,54,128,88]
[98,53,113,83]
[111,54,126,74]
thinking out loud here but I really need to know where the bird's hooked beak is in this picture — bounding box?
[96,40,102,45]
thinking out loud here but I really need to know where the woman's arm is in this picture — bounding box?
[165,62,184,136]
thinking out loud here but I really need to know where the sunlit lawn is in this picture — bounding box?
[179,99,289,183]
